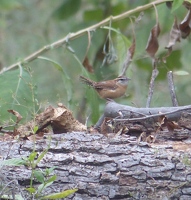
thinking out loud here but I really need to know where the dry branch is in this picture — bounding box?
[95,101,191,128]
[146,68,159,108]
[167,71,179,106]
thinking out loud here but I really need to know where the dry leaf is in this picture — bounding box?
[100,117,113,135]
[145,23,160,58]
[51,104,87,134]
[158,114,165,125]
[146,5,160,58]
[87,126,100,134]
[158,114,181,132]
[27,132,45,141]
[166,17,181,49]
[115,126,128,136]
[163,17,181,62]
[166,121,181,132]
[135,12,144,24]
[7,109,22,124]
[82,56,94,73]
[179,9,191,38]
[146,135,155,143]
[137,132,146,143]
[128,38,136,61]
[121,37,136,76]
[183,2,191,10]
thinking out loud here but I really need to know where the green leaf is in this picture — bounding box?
[0,67,37,122]
[45,167,56,176]
[41,189,78,199]
[38,181,54,193]
[171,0,184,12]
[38,56,65,72]
[28,151,37,162]
[87,88,99,123]
[33,125,39,133]
[0,158,26,166]
[25,187,36,194]
[37,183,45,193]
[46,175,57,183]
[165,50,182,71]
[84,9,103,21]
[41,181,54,192]
[52,0,81,20]
[0,0,22,11]
[101,26,122,34]
[38,56,72,102]
[34,147,49,167]
[102,26,131,46]
[34,170,44,183]
[71,54,99,123]
[1,194,24,200]
[116,31,131,74]
[173,70,189,75]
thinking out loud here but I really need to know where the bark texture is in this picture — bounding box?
[1,132,191,200]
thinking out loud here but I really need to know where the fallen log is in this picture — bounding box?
[1,132,191,199]
[1,102,191,199]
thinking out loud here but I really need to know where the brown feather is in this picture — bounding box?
[94,80,117,90]
[79,76,95,87]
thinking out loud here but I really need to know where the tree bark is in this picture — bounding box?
[1,131,191,200]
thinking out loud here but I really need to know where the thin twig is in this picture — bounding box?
[83,31,92,61]
[146,68,159,108]
[120,17,135,76]
[119,109,147,117]
[0,0,172,75]
[167,71,179,106]
[113,105,191,122]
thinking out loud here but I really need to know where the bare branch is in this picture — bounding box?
[167,71,179,107]
[146,68,159,108]
[95,101,191,127]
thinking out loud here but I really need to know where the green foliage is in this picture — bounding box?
[0,194,24,200]
[84,9,103,21]
[0,66,38,122]
[0,147,77,199]
[171,0,184,12]
[41,189,78,199]
[52,0,81,20]
[0,158,27,166]
[0,0,22,11]
[33,125,39,134]
[38,56,72,103]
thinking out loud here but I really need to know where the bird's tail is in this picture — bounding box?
[79,76,94,87]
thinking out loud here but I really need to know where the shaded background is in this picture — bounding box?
[0,0,190,125]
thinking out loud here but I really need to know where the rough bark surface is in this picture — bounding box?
[1,132,191,200]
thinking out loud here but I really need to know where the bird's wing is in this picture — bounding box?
[95,80,117,90]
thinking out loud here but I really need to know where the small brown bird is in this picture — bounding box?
[80,75,130,99]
